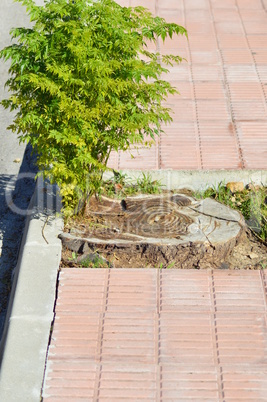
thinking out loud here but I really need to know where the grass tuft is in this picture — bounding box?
[100,171,163,198]
[195,182,267,243]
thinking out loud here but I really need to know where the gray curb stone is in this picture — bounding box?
[0,177,63,402]
[104,169,267,190]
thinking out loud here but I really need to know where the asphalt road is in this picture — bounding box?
[0,1,44,337]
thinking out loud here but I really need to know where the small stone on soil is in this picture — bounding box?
[248,252,258,259]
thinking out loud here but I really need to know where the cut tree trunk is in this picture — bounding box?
[60,193,245,269]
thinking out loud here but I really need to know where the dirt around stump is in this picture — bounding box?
[59,192,267,269]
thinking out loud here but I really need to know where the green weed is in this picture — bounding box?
[79,254,109,268]
[157,261,175,269]
[101,171,163,198]
[136,172,162,194]
[195,183,267,243]
[72,251,78,261]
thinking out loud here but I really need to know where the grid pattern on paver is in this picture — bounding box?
[106,0,267,170]
[42,269,267,401]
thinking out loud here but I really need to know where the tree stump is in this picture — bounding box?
[61,193,245,269]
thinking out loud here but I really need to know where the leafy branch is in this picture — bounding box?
[1,0,187,215]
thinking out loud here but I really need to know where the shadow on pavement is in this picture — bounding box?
[0,144,37,339]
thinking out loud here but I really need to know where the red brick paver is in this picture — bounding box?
[42,269,267,401]
[42,1,267,400]
[106,0,267,170]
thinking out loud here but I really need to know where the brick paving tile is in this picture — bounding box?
[105,0,267,171]
[42,269,267,401]
[42,0,267,398]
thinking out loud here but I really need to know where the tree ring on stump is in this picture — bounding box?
[61,193,245,269]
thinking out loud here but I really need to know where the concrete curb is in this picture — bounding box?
[104,169,267,190]
[0,177,63,402]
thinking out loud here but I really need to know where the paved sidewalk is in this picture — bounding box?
[108,0,267,170]
[43,269,267,401]
[41,1,267,401]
